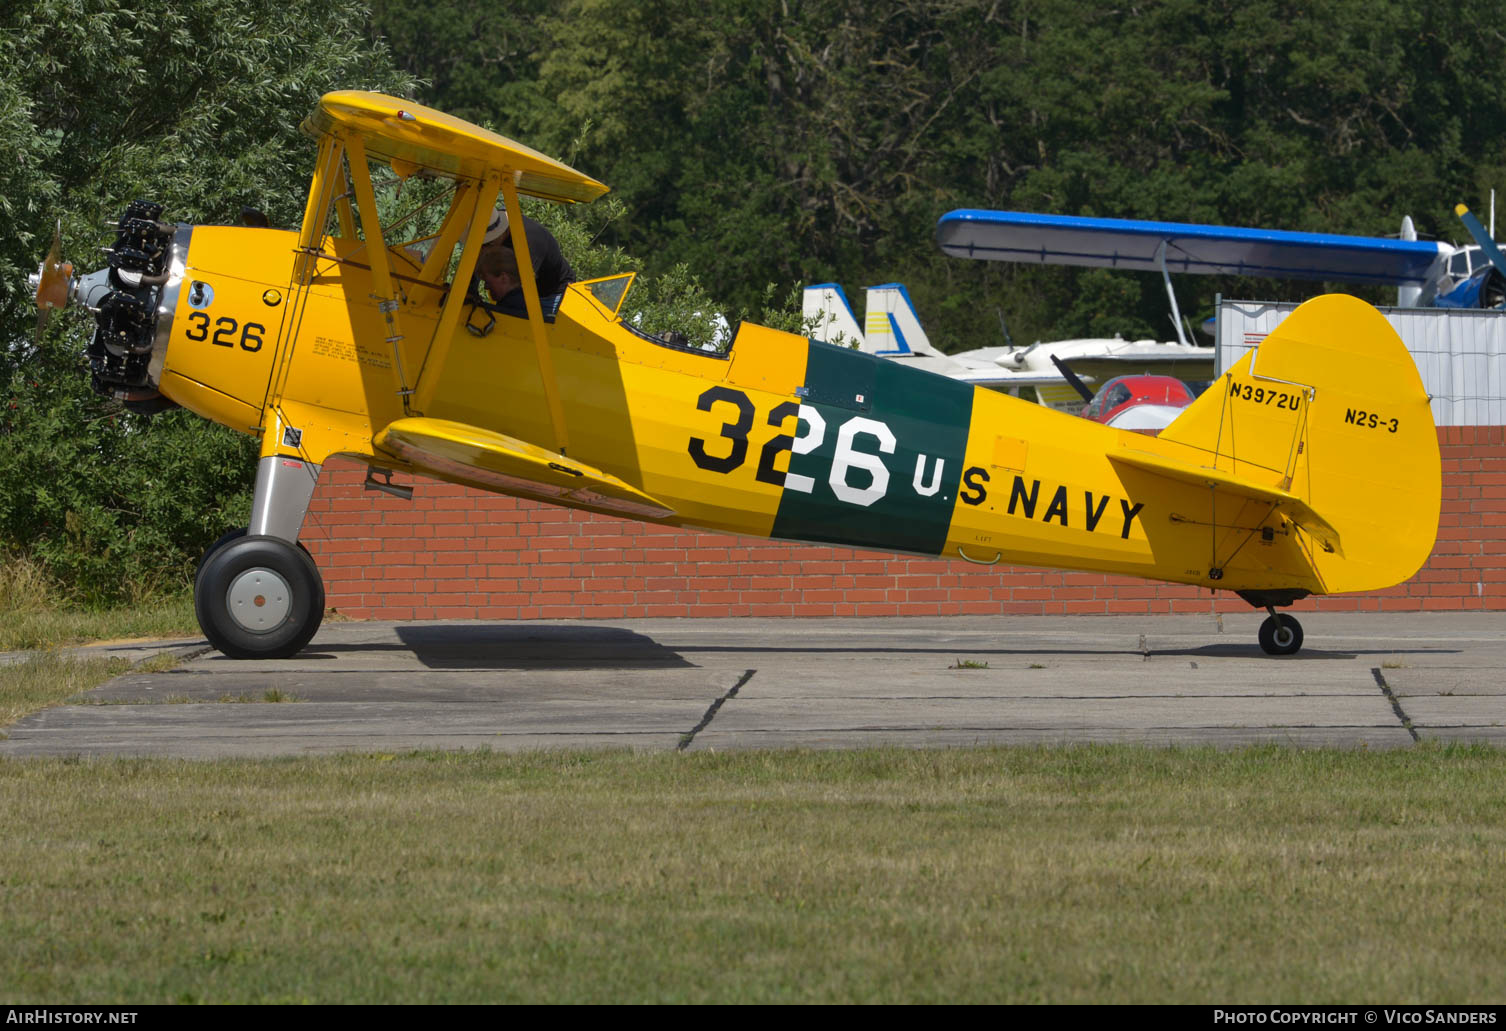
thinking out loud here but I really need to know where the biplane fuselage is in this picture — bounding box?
[56,92,1442,658]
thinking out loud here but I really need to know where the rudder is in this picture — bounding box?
[1158,294,1440,594]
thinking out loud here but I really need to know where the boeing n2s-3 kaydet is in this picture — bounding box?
[30,92,1441,657]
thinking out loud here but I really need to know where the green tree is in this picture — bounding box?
[381,0,1506,353]
[365,0,555,129]
[0,0,417,602]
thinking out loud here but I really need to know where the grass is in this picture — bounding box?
[949,658,990,669]
[0,555,284,726]
[115,691,303,705]
[0,746,1503,1003]
[0,558,199,651]
[0,652,133,727]
[211,689,301,704]
[1,648,185,728]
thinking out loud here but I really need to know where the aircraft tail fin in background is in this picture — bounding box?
[803,284,865,349]
[804,282,950,357]
[1398,216,1421,307]
[1154,293,1440,595]
[863,284,946,357]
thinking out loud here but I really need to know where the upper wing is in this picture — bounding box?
[935,210,1446,287]
[303,91,608,203]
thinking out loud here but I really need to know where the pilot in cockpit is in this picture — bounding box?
[471,208,575,320]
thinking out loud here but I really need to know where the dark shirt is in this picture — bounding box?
[497,215,575,297]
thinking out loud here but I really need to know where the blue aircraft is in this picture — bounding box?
[933,205,1506,312]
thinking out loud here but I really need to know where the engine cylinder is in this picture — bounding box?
[85,199,184,412]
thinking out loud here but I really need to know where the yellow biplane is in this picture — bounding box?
[32,92,1441,658]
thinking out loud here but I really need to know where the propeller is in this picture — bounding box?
[1050,353,1096,405]
[31,220,73,341]
[1455,204,1506,279]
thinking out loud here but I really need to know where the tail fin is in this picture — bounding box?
[864,283,945,357]
[803,284,865,349]
[1158,294,1440,594]
[1398,215,1421,307]
[804,282,950,358]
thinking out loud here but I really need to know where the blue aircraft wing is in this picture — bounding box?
[935,210,1446,287]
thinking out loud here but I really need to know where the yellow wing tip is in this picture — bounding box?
[1456,203,1470,216]
[304,92,608,204]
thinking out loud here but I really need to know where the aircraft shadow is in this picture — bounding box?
[388,624,696,670]
[660,643,1457,661]
[1155,644,1460,660]
[291,629,1460,668]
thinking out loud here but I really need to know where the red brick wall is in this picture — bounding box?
[299,426,1506,619]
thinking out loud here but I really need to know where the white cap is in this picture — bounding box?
[461,207,509,245]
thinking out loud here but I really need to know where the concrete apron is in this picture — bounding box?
[2,613,1502,758]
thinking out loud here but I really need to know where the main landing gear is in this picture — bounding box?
[194,454,326,659]
[195,532,324,659]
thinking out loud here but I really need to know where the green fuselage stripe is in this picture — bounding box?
[770,341,975,555]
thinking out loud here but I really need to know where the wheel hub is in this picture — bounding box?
[226,567,292,633]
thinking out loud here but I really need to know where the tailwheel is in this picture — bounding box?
[195,534,325,659]
[1257,612,1304,656]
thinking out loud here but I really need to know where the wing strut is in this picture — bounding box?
[344,132,416,413]
[411,173,500,411]
[1155,239,1191,348]
[272,134,346,421]
[500,174,571,456]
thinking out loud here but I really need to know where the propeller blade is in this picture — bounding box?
[1455,204,1506,279]
[33,219,73,311]
[1050,354,1096,405]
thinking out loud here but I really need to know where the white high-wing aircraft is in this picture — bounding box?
[802,281,1214,413]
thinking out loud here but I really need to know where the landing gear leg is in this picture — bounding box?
[194,456,325,659]
[1257,606,1304,656]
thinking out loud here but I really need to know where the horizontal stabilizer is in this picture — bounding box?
[1109,447,1342,556]
[375,418,674,520]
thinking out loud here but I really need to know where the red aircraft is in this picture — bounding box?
[1080,374,1197,431]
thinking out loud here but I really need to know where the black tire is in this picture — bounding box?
[195,528,249,596]
[195,534,325,659]
[1257,613,1304,656]
[195,528,312,594]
